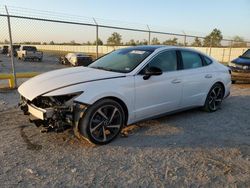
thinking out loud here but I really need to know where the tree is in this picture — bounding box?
[4,39,9,44]
[125,39,136,46]
[49,41,55,45]
[151,37,160,45]
[162,38,178,45]
[191,37,202,47]
[135,39,148,45]
[203,28,223,47]
[86,41,92,45]
[107,32,122,45]
[93,38,103,45]
[232,36,247,47]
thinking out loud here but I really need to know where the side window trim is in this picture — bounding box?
[199,54,207,66]
[201,55,213,66]
[176,50,183,70]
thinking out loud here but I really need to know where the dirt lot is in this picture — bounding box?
[0,84,250,187]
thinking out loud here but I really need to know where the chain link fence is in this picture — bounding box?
[1,5,250,87]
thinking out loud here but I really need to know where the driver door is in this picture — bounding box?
[134,50,183,121]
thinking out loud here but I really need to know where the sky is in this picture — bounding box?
[0,0,250,43]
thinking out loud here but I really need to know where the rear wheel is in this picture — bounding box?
[77,99,125,145]
[203,83,224,112]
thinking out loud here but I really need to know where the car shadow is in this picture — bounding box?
[109,95,250,149]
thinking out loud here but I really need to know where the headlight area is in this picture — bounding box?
[19,92,86,133]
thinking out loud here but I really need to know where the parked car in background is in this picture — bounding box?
[228,49,250,83]
[18,46,231,145]
[60,52,93,66]
[7,45,21,57]
[2,46,9,54]
[17,46,43,61]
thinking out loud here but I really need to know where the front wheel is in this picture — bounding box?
[77,99,125,145]
[203,83,224,112]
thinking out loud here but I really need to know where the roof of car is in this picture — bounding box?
[121,45,179,52]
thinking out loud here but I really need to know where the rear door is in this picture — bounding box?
[178,50,213,107]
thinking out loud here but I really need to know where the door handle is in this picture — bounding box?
[205,74,212,78]
[171,79,181,84]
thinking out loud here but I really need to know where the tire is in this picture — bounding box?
[231,80,236,84]
[203,83,224,112]
[77,99,125,145]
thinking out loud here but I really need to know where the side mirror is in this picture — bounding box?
[143,66,162,80]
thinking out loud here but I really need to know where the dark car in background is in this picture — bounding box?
[1,46,9,54]
[228,49,250,83]
[8,45,21,57]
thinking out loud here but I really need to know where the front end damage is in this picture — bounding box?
[19,93,87,133]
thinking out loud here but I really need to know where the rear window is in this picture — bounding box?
[242,49,250,58]
[23,46,37,51]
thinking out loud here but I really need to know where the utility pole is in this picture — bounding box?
[5,5,17,88]
[93,18,99,59]
[147,25,151,45]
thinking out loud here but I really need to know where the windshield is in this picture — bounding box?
[89,48,152,73]
[241,49,250,58]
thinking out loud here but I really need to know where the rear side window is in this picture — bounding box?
[203,56,213,65]
[181,51,203,69]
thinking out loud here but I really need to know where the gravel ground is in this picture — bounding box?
[0,53,67,88]
[0,84,250,187]
[0,53,65,73]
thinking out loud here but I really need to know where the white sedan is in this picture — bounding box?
[18,46,231,145]
[60,52,92,66]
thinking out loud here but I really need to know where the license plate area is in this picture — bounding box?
[28,104,46,120]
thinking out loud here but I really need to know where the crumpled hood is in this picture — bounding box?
[18,67,125,101]
[232,57,250,65]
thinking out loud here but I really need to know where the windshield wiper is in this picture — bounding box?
[90,66,122,73]
[91,66,114,71]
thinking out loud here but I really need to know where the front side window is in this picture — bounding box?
[89,48,153,73]
[181,51,203,69]
[147,50,177,72]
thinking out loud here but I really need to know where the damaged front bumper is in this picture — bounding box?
[19,95,87,133]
